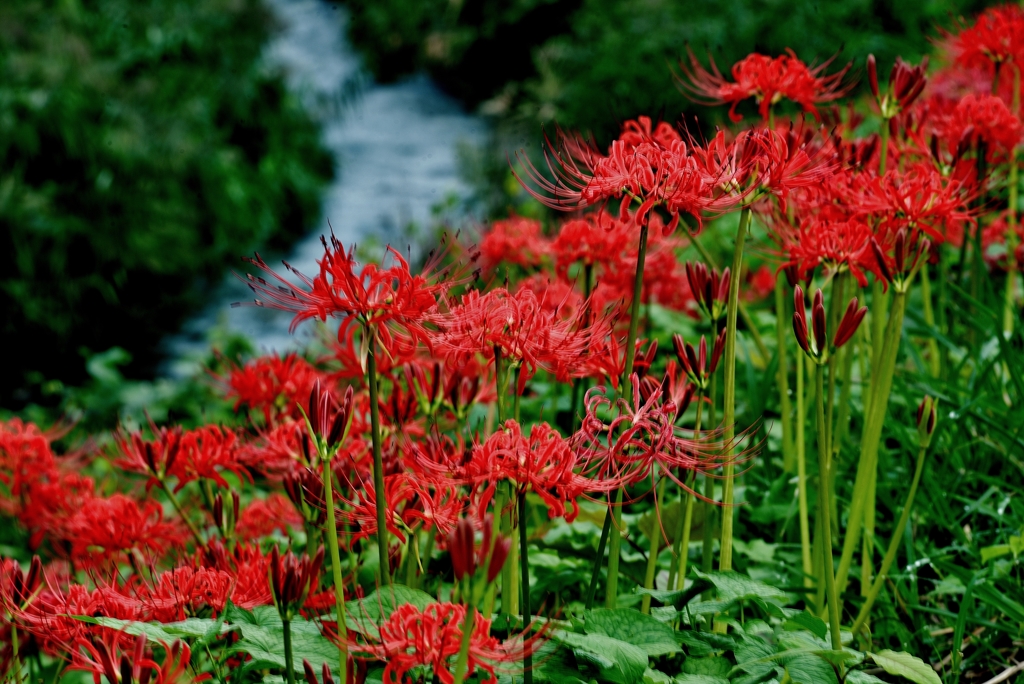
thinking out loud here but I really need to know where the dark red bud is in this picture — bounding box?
[812,298,828,354]
[487,536,512,584]
[710,328,727,374]
[448,517,475,581]
[697,336,708,375]
[834,298,868,349]
[870,238,893,285]
[303,660,319,684]
[213,494,223,527]
[866,54,879,100]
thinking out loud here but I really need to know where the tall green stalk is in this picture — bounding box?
[605,220,651,609]
[775,279,795,473]
[701,373,718,586]
[282,619,296,684]
[9,622,21,684]
[641,474,667,615]
[1005,66,1021,336]
[451,604,477,684]
[795,350,813,597]
[835,291,908,597]
[670,396,703,591]
[366,343,390,585]
[851,442,928,635]
[519,490,533,683]
[814,363,842,651]
[322,450,348,683]
[719,206,751,576]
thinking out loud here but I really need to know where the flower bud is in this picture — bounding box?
[811,289,828,354]
[867,54,879,100]
[916,396,938,448]
[448,517,476,581]
[834,297,868,349]
[487,536,512,584]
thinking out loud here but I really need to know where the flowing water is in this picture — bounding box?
[162,0,484,375]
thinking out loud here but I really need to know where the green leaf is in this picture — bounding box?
[344,583,437,637]
[845,671,889,684]
[868,650,941,684]
[678,630,736,656]
[585,609,679,656]
[782,612,828,640]
[692,568,787,602]
[731,634,781,680]
[554,631,648,684]
[682,657,731,676]
[226,605,282,628]
[233,619,340,677]
[783,654,838,684]
[674,676,729,684]
[532,641,588,684]
[643,668,674,683]
[81,616,233,642]
[981,544,1012,563]
[634,577,714,611]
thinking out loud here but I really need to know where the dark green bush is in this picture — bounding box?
[0,0,333,405]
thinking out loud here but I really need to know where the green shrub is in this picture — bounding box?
[0,0,333,404]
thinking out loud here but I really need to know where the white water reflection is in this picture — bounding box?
[162,0,484,375]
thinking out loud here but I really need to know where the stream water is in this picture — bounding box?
[161,0,484,375]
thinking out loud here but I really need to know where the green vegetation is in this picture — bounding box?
[0,0,334,407]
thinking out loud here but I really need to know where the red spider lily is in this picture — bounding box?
[0,557,42,613]
[18,581,143,658]
[777,218,883,286]
[576,375,736,497]
[513,117,749,231]
[685,261,730,321]
[116,424,248,492]
[0,418,60,507]
[945,4,1024,72]
[220,353,326,424]
[744,264,777,302]
[467,420,588,521]
[853,163,975,243]
[237,419,315,480]
[868,55,929,118]
[400,479,467,540]
[930,93,1022,159]
[672,330,726,390]
[240,235,471,359]
[403,434,472,483]
[792,286,866,361]
[201,542,274,609]
[335,472,415,544]
[65,495,187,570]
[402,356,496,423]
[236,493,305,539]
[754,126,841,207]
[551,213,630,277]
[16,471,96,551]
[269,546,324,620]
[447,514,511,584]
[69,632,206,684]
[308,379,355,450]
[430,286,606,393]
[350,601,540,684]
[579,336,657,389]
[679,48,851,122]
[479,215,550,272]
[134,566,235,621]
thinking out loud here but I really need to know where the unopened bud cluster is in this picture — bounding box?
[792,286,867,363]
[447,515,511,604]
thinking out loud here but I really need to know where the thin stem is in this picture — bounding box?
[519,490,533,684]
[719,206,751,576]
[159,479,205,550]
[452,603,477,684]
[795,349,813,597]
[641,474,667,615]
[367,342,390,585]
[851,445,928,635]
[322,454,349,683]
[814,364,842,651]
[775,278,795,473]
[879,116,890,176]
[920,262,941,378]
[282,619,296,684]
[835,290,908,597]
[585,494,613,610]
[825,274,847,462]
[604,489,624,609]
[700,372,718,594]
[570,264,595,435]
[670,395,703,591]
[10,621,21,684]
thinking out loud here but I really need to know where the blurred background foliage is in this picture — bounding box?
[341,0,995,140]
[0,0,334,409]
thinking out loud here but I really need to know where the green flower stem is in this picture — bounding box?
[282,619,296,684]
[824,274,848,461]
[688,231,769,363]
[775,278,795,473]
[641,474,667,615]
[879,116,889,176]
[570,264,594,435]
[604,219,651,610]
[604,490,624,609]
[920,263,941,378]
[814,363,842,651]
[700,372,718,597]
[366,342,390,585]
[851,444,927,636]
[795,349,813,597]
[670,395,703,591]
[718,206,751,576]
[1005,66,1021,336]
[519,490,533,684]
[830,338,856,467]
[584,494,614,610]
[835,290,908,597]
[159,478,205,550]
[867,281,889,417]
[322,450,349,684]
[10,620,21,684]
[451,602,477,684]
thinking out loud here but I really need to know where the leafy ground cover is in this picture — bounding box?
[3,4,1024,684]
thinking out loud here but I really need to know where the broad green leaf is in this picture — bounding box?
[675,676,729,684]
[532,641,588,684]
[634,577,714,611]
[868,650,941,684]
[555,631,648,684]
[782,612,827,640]
[692,568,787,602]
[682,656,731,676]
[226,604,281,628]
[643,668,674,683]
[678,630,736,656]
[731,634,780,680]
[783,654,838,684]
[732,538,777,564]
[845,671,889,684]
[585,608,679,656]
[344,583,437,637]
[82,616,233,642]
[981,544,1012,563]
[233,619,340,677]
